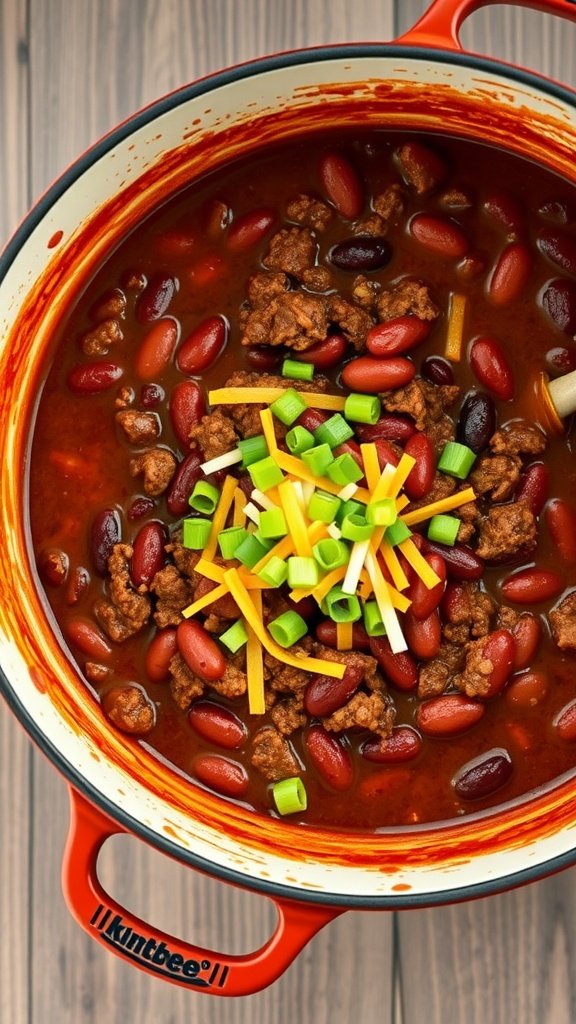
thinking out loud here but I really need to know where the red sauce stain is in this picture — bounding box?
[47,229,63,249]
[391,883,412,892]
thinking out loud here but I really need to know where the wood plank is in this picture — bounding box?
[0,1,28,242]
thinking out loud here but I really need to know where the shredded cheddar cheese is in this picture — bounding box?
[246,590,265,714]
[398,538,442,590]
[202,475,238,561]
[182,582,229,618]
[277,480,313,556]
[210,387,347,411]
[336,621,354,650]
[401,486,476,528]
[445,293,467,361]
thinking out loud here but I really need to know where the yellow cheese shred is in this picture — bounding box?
[252,520,326,574]
[401,486,476,528]
[181,582,229,619]
[291,563,347,604]
[233,488,247,527]
[210,388,346,411]
[277,480,313,557]
[336,621,354,651]
[379,541,410,592]
[445,293,467,362]
[259,407,278,454]
[274,449,372,504]
[398,538,442,590]
[202,474,238,561]
[246,590,265,714]
[364,550,407,654]
[384,453,417,498]
[360,443,381,491]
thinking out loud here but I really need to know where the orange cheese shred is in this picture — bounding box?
[246,590,265,714]
[401,486,476,528]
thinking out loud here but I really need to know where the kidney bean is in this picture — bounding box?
[477,630,515,698]
[176,315,228,375]
[304,663,364,717]
[135,318,179,380]
[403,432,435,500]
[177,620,226,681]
[421,355,454,386]
[545,499,576,561]
[189,253,225,287]
[66,566,89,605]
[453,748,512,800]
[457,391,496,453]
[510,613,541,671]
[90,507,121,576]
[546,346,576,376]
[502,567,565,604]
[554,698,576,742]
[404,609,441,660]
[38,548,69,587]
[373,438,400,471]
[538,228,576,277]
[203,198,230,236]
[487,243,532,306]
[423,540,484,581]
[408,553,446,620]
[366,316,431,357]
[483,191,524,236]
[166,456,202,514]
[305,726,353,791]
[295,333,348,370]
[469,337,515,401]
[154,228,196,259]
[368,636,418,692]
[66,618,112,660]
[341,356,415,393]
[141,383,164,408]
[136,273,177,323]
[319,151,363,219]
[297,407,329,433]
[130,521,166,588]
[67,361,123,394]
[541,278,576,335]
[409,213,469,258]
[330,236,391,272]
[127,496,155,520]
[145,628,178,683]
[169,380,206,450]
[315,619,370,650]
[245,345,283,371]
[361,726,422,764]
[227,207,275,252]
[416,695,485,736]
[505,670,548,708]
[189,701,246,749]
[539,198,571,224]
[194,754,248,797]
[356,414,416,445]
[514,463,549,517]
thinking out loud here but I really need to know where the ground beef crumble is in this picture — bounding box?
[550,593,576,650]
[322,691,395,737]
[81,318,123,356]
[116,410,160,444]
[250,726,300,781]
[95,544,151,642]
[490,422,547,457]
[476,502,537,562]
[263,226,317,278]
[129,448,176,496]
[377,279,439,322]
[469,453,522,502]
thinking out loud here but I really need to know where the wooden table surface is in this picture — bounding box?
[2,1,576,1021]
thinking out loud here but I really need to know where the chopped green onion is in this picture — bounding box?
[282,358,314,382]
[182,517,212,550]
[366,497,397,527]
[258,507,288,539]
[237,434,268,468]
[188,480,220,514]
[427,514,460,546]
[384,519,412,547]
[438,441,477,480]
[324,585,362,623]
[314,413,354,449]
[287,556,320,589]
[285,425,315,455]
[219,619,248,653]
[272,776,307,815]
[270,387,307,426]
[268,610,308,648]
[253,528,276,552]
[326,452,364,486]
[218,525,249,559]
[344,392,382,425]
[234,533,270,569]
[363,600,387,637]
[258,555,288,587]
[248,455,284,492]
[301,443,334,477]
[340,512,374,542]
[307,489,342,524]
[336,498,363,525]
[312,537,349,572]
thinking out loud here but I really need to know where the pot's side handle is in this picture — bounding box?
[396,0,576,50]
[62,787,343,996]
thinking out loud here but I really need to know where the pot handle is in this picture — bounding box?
[62,787,343,996]
[397,0,576,50]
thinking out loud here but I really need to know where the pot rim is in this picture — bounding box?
[3,40,576,909]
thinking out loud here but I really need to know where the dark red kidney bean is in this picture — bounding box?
[368,636,418,692]
[169,380,206,450]
[304,663,364,717]
[145,628,178,683]
[166,453,203,516]
[501,567,565,604]
[408,553,446,620]
[315,619,370,650]
[416,695,485,736]
[539,199,571,224]
[66,566,89,605]
[305,726,353,791]
[421,354,455,386]
[189,252,225,287]
[356,414,416,444]
[457,391,496,453]
[131,521,166,588]
[538,228,576,277]
[546,345,576,376]
[194,754,248,797]
[374,438,400,470]
[483,191,524,236]
[505,670,548,708]
[66,618,112,660]
[38,548,69,587]
[453,748,512,800]
[177,620,226,681]
[127,496,155,520]
[555,699,576,741]
[341,356,415,393]
[514,463,549,517]
[361,726,422,764]
[469,337,515,401]
[154,228,196,258]
[295,334,348,369]
[67,361,123,394]
[404,609,441,660]
[511,613,541,671]
[319,151,363,219]
[245,345,284,371]
[546,499,576,561]
[330,236,391,272]
[403,432,435,500]
[476,630,515,698]
[135,318,179,380]
[423,540,484,581]
[141,383,164,408]
[176,315,228,375]
[203,198,230,237]
[189,701,246,749]
[227,208,275,252]
[541,278,576,335]
[136,273,177,323]
[90,508,121,576]
[487,243,532,306]
[410,213,469,257]
[298,407,329,432]
[366,317,431,357]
